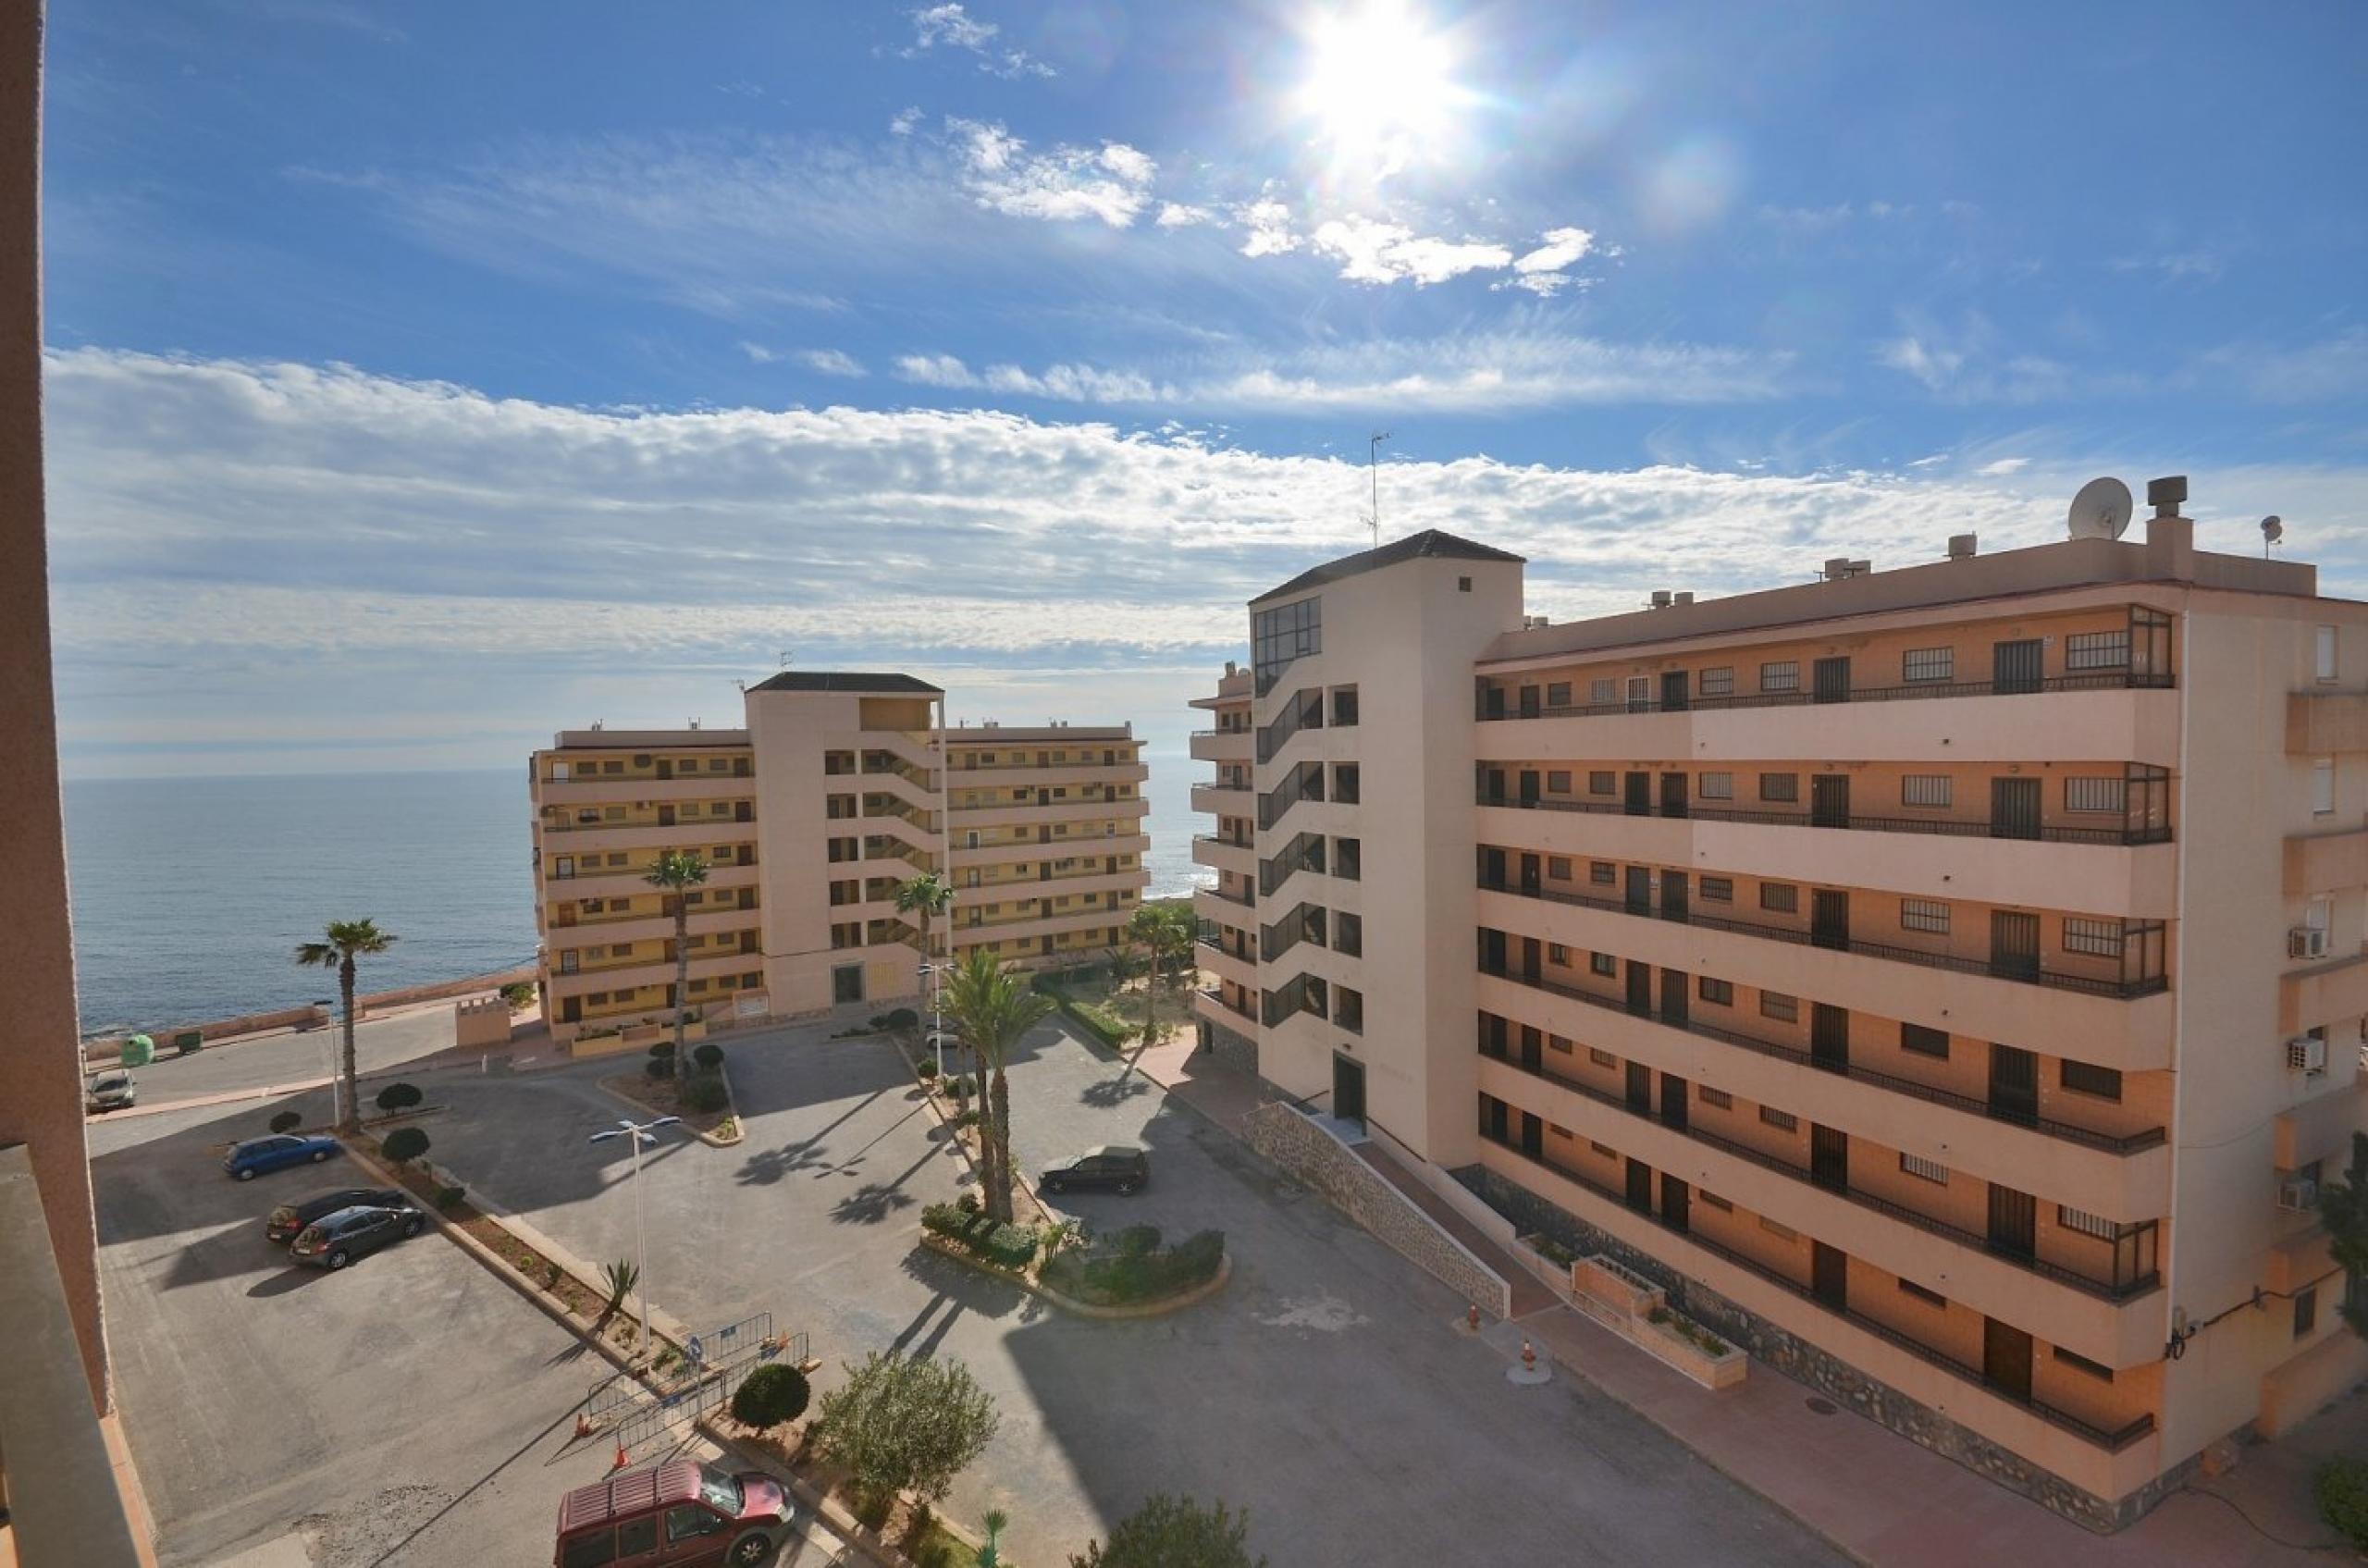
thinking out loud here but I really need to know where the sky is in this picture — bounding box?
[40,0,2368,776]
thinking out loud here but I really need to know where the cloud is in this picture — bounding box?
[737,341,780,364]
[1873,311,2097,404]
[948,118,1155,228]
[796,348,867,377]
[1974,457,2029,476]
[2190,328,2368,405]
[888,106,924,137]
[1155,202,1214,228]
[906,3,1054,79]
[2112,250,2226,284]
[1497,226,1597,296]
[1234,195,1299,257]
[1309,216,1512,286]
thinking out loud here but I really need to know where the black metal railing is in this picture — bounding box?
[1474,791,2171,848]
[1258,760,1326,832]
[1478,670,2175,722]
[1196,986,1256,1022]
[1476,873,2168,1000]
[1260,831,1326,896]
[1258,687,1325,765]
[1474,1131,2159,1453]
[1201,883,1256,910]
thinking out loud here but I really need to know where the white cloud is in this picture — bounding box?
[894,352,977,387]
[948,118,1154,228]
[1496,226,1597,295]
[737,341,780,363]
[1873,312,2097,404]
[906,3,1054,79]
[1155,203,1214,228]
[1235,196,1299,257]
[888,106,924,137]
[1975,457,2029,476]
[796,348,867,377]
[1310,216,1511,286]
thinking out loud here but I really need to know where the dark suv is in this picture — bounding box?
[288,1204,425,1269]
[555,1459,791,1567]
[265,1187,410,1245]
[1037,1144,1149,1195]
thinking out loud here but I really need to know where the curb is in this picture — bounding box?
[588,1062,746,1148]
[917,1229,1233,1320]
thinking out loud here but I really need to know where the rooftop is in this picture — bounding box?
[1252,528,1524,606]
[746,671,943,695]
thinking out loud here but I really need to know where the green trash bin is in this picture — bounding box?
[119,1033,155,1068]
[173,1029,204,1056]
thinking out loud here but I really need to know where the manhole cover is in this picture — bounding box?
[1805,1397,1839,1416]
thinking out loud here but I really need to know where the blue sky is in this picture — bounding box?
[40,0,2368,774]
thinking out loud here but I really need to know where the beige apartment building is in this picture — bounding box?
[532,672,1148,1046]
[1192,500,2368,1527]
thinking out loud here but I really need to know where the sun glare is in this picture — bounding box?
[1298,2,1462,173]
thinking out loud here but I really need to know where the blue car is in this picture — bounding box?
[224,1133,340,1180]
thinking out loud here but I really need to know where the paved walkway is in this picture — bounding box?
[1124,1031,1266,1132]
[1351,1140,1559,1319]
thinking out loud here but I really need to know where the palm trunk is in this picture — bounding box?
[338,955,359,1133]
[986,1066,1014,1223]
[672,898,690,1057]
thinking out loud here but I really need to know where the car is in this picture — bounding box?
[265,1187,411,1245]
[85,1070,137,1113]
[1037,1143,1150,1195]
[287,1204,426,1270]
[222,1133,340,1180]
[554,1459,791,1568]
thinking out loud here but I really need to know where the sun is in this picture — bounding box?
[1297,2,1462,173]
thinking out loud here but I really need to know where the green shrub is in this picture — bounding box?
[679,1071,729,1115]
[870,1014,895,1031]
[434,1184,466,1209]
[921,1203,1040,1270]
[1111,1223,1163,1259]
[2319,1457,2368,1554]
[952,1108,980,1129]
[500,981,536,1009]
[268,1110,302,1134]
[382,1126,430,1167]
[374,1081,423,1114]
[648,1040,676,1059]
[692,1042,723,1071]
[881,1007,919,1031]
[732,1363,812,1430]
[916,1059,939,1081]
[1042,1228,1224,1305]
[644,1056,675,1080]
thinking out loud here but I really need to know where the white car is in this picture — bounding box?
[86,1071,137,1113]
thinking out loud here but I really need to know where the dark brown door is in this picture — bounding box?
[1992,638,2044,695]
[1624,771,1651,816]
[1625,867,1652,914]
[1659,1072,1688,1131]
[1519,853,1541,894]
[1625,1158,1654,1213]
[1485,767,1507,804]
[1983,1319,2033,1401]
[1811,890,1850,950]
[1990,777,2041,840]
[1661,871,1688,922]
[1987,1044,2039,1124]
[1987,1184,2037,1259]
[1333,1054,1365,1124]
[1625,961,1653,1016]
[657,804,676,827]
[1661,670,1689,711]
[1810,1125,1848,1191]
[1813,657,1851,704]
[1812,1242,1848,1310]
[1660,1174,1691,1234]
[1990,911,2041,980]
[1811,774,1850,829]
[1481,846,1508,889]
[1521,936,1542,982]
[1659,772,1688,819]
[1520,1111,1543,1158]
[1483,1094,1509,1142]
[1518,769,1541,805]
[1659,968,1689,1028]
[1518,685,1540,719]
[655,759,672,780]
[1810,1004,1849,1071]
[1520,1026,1543,1074]
[1625,1061,1653,1113]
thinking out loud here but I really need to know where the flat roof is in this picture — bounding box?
[549,729,749,749]
[944,726,1134,743]
[746,671,943,695]
[1252,528,1523,606]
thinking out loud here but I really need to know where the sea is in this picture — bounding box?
[62,751,1208,1038]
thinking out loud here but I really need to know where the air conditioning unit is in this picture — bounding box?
[2289,926,2330,959]
[2277,1177,2320,1213]
[2288,1034,2329,1072]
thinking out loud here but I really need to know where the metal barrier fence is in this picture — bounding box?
[582,1312,805,1430]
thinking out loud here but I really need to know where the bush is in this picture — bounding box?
[382,1126,430,1168]
[2320,1457,2368,1554]
[648,1040,676,1059]
[1072,1495,1265,1568]
[644,1056,675,1080]
[500,981,536,1010]
[811,1352,998,1512]
[916,1059,939,1081]
[679,1071,729,1115]
[374,1081,423,1114]
[434,1184,466,1210]
[876,1007,918,1031]
[1042,1228,1223,1306]
[870,1014,895,1031]
[955,1190,980,1214]
[1111,1223,1163,1259]
[951,1108,980,1129]
[732,1363,812,1430]
[921,1202,1040,1270]
[268,1110,302,1134]
[692,1042,723,1071]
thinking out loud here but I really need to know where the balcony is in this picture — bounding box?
[549,858,758,901]
[549,945,762,1000]
[536,772,754,806]
[1191,833,1255,877]
[1257,686,1325,765]
[950,831,1147,869]
[2280,950,2368,1034]
[1190,780,1252,815]
[2287,690,2368,754]
[1194,885,1256,934]
[1193,985,1259,1029]
[540,819,758,856]
[2285,825,2368,896]
[947,796,1150,831]
[1190,728,1253,762]
[1475,789,2169,848]
[1482,670,2172,722]
[1196,938,1258,992]
[549,904,761,949]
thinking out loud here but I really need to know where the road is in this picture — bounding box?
[90,1003,519,1118]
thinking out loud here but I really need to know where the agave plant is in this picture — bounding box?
[598,1257,639,1318]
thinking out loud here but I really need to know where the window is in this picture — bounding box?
[1901,774,1952,809]
[1458,575,1472,592]
[1699,772,1734,800]
[1759,991,1798,1022]
[1332,763,1361,804]
[1759,1217,1799,1241]
[1548,943,1569,965]
[617,1518,660,1555]
[1759,883,1798,913]
[1759,661,1800,693]
[2057,1204,2118,1241]
[2317,625,2338,683]
[1588,1046,1617,1068]
[1337,987,1363,1032]
[1698,665,1734,697]
[1333,837,1361,880]
[1335,911,1362,957]
[1588,770,1615,795]
[1698,1085,1733,1109]
[1548,1033,1572,1054]
[1900,898,1950,934]
[1900,1022,1949,1059]
[1589,952,1616,978]
[666,1504,728,1544]
[1252,596,1321,689]
[2066,628,2131,671]
[1591,1141,1617,1158]
[1589,679,1616,705]
[1903,647,1955,684]
[1899,1152,1948,1184]
[1626,675,1652,707]
[1547,857,1572,880]
[2065,776,2127,813]
[2053,1346,2115,1382]
[1758,1105,1798,1132]
[2308,896,2332,933]
[1589,861,1616,885]
[1758,772,1799,803]
[1700,1191,1733,1212]
[2063,918,2125,957]
[1698,977,1734,1006]
[2060,1059,2123,1100]
[561,1527,620,1568]
[1546,682,1571,707]
[2314,757,2336,815]
[560,950,580,974]
[1898,1278,1946,1308]
[1547,771,1571,794]
[1700,876,1734,903]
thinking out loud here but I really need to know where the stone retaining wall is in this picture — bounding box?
[1455,1165,2193,1532]
[1245,1105,1511,1317]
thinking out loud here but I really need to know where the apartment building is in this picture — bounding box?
[1191,501,2368,1527]
[532,672,1148,1045]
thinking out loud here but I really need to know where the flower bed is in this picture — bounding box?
[1038,1224,1225,1308]
[598,1060,742,1143]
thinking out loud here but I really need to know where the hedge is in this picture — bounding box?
[921,1202,1041,1270]
[679,1070,729,1115]
[2319,1457,2368,1554]
[1040,1228,1224,1306]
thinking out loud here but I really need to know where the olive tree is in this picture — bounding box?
[810,1352,997,1513]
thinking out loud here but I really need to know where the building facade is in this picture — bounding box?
[532,673,1148,1045]
[1191,508,2368,1526]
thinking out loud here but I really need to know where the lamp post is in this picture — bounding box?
[313,997,341,1128]
[919,960,955,1079]
[588,1115,678,1362]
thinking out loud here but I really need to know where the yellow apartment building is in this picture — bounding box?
[1192,492,2368,1529]
[532,672,1148,1046]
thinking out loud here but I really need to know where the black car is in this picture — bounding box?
[288,1204,426,1270]
[265,1187,411,1245]
[1037,1144,1149,1195]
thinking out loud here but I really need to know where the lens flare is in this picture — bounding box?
[1296,2,1463,176]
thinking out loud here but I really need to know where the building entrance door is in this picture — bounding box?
[1810,775,1849,829]
[1332,1053,1365,1126]
[1983,1319,2033,1401]
[1990,777,2041,840]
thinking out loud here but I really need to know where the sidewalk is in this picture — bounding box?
[1126,1031,1266,1132]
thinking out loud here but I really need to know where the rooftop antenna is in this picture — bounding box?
[2262,515,2284,557]
[2066,476,2134,541]
[1367,430,1391,547]
[778,649,792,668]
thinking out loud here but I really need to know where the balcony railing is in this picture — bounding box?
[1193,833,1254,855]
[1258,687,1325,765]
[1474,1130,2160,1453]
[1196,985,1257,1023]
[1475,790,2170,849]
[1479,1041,2160,1303]
[1258,760,1326,832]
[1200,882,1256,910]
[1474,957,2164,1155]
[1478,670,2176,722]
[1260,831,1326,896]
[1477,873,2167,1000]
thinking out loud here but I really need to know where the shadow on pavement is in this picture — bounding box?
[1079,1073,1153,1109]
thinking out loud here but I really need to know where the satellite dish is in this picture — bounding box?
[2067,476,2133,541]
[2262,515,2284,545]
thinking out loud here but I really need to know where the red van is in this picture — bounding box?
[554,1459,791,1567]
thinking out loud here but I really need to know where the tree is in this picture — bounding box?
[375,1081,423,1115]
[943,949,1054,1223]
[295,919,398,1134]
[644,850,709,1061]
[731,1363,811,1430]
[1126,903,1196,1048]
[811,1352,997,1515]
[1070,1495,1265,1568]
[2322,1130,2368,1340]
[382,1126,430,1167]
[268,1110,302,1134]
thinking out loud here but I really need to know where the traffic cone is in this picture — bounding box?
[612,1438,629,1473]
[574,1411,594,1440]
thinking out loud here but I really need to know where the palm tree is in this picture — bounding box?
[645,850,709,1058]
[294,919,397,1133]
[1126,902,1197,1048]
[942,949,1054,1224]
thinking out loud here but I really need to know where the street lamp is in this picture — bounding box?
[588,1115,678,1362]
[918,960,956,1079]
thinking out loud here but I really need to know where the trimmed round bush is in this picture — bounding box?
[645,1056,675,1080]
[648,1040,676,1059]
[382,1126,430,1167]
[679,1071,729,1115]
[1111,1223,1164,1259]
[434,1184,467,1210]
[881,1007,918,1031]
[268,1110,302,1134]
[692,1042,723,1071]
[731,1363,811,1430]
[916,1060,939,1081]
[374,1081,423,1114]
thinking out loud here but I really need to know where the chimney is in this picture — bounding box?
[1947,533,1977,560]
[2144,475,2193,580]
[1224,660,1237,676]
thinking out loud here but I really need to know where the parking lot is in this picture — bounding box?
[419,1020,1849,1568]
[88,1089,845,1567]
